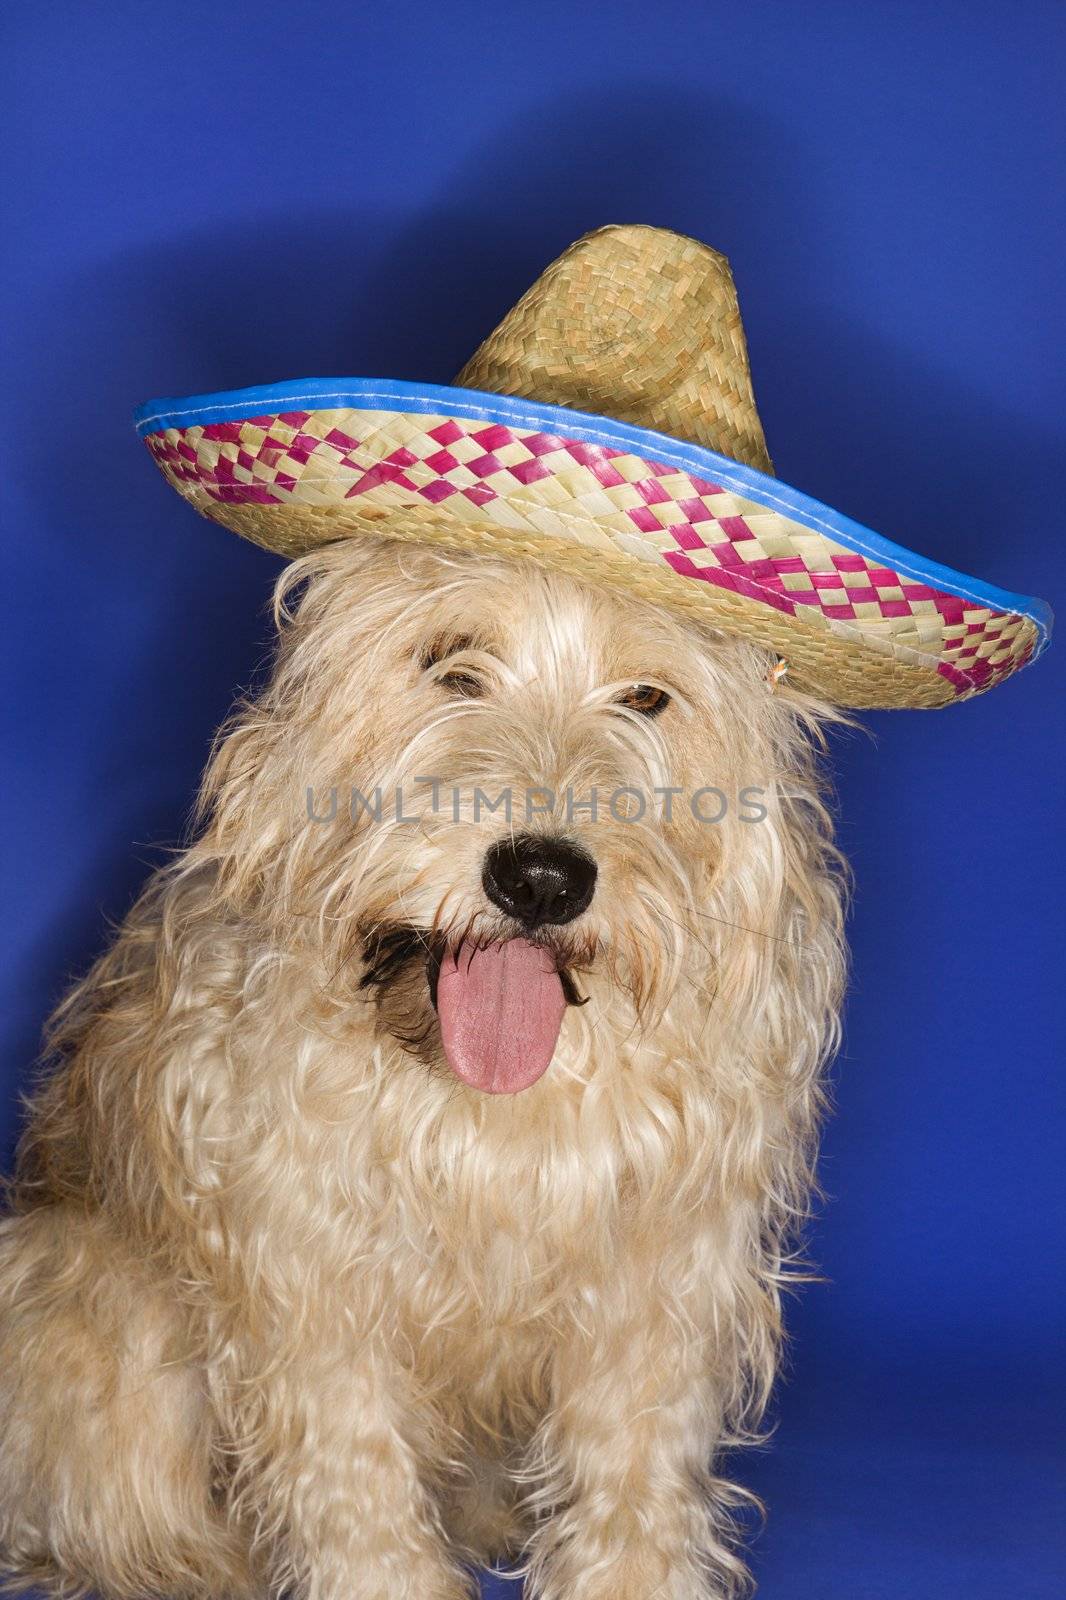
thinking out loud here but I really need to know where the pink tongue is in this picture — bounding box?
[436,939,566,1094]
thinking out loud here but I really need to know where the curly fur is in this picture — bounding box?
[0,538,847,1599]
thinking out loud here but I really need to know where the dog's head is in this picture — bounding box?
[200,537,844,1098]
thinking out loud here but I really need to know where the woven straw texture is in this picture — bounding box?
[138,224,1045,708]
[144,404,1037,709]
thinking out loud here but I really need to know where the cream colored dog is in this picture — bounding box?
[0,537,845,1599]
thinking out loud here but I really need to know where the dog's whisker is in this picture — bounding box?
[693,906,810,949]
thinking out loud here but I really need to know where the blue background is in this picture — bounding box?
[3,3,1063,1596]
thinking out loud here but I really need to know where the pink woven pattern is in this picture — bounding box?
[145,409,1030,697]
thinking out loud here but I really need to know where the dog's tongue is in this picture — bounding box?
[436,939,566,1094]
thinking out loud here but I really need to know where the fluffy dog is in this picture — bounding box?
[0,536,845,1599]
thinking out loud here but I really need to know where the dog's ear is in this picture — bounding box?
[190,536,424,918]
[192,706,293,913]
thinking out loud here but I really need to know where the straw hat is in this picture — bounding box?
[135,224,1050,708]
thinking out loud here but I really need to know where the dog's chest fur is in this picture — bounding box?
[215,986,734,1445]
[331,1026,715,1433]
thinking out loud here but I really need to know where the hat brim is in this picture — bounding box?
[134,377,1051,709]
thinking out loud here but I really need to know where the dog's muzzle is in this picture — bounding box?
[360,835,596,1097]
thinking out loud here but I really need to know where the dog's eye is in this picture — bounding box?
[616,683,671,717]
[436,669,483,698]
[419,636,485,698]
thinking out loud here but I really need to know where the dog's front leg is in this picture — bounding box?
[524,1295,742,1600]
[237,1342,473,1600]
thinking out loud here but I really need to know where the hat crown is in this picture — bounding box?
[455,224,773,475]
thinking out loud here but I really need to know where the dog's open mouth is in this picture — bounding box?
[360,927,583,1095]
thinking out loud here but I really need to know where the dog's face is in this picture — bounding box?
[205,537,838,1099]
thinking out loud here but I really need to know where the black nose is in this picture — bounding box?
[482,834,597,929]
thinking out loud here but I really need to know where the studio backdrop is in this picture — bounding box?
[2,4,1063,1597]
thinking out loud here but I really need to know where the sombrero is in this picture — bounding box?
[135,224,1051,709]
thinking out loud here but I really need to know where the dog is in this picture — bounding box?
[0,535,845,1599]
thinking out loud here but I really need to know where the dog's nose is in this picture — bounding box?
[482,834,597,929]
